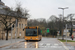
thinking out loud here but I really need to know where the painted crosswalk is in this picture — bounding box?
[6,42,63,49]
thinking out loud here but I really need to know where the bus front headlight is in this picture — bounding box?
[36,38,38,39]
[25,38,27,39]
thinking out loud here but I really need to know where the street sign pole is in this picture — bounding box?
[15,19,17,42]
[45,33,46,37]
[11,25,14,43]
[11,27,12,43]
[66,24,67,44]
[57,31,60,39]
[46,28,50,37]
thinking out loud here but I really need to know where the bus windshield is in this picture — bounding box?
[26,29,37,36]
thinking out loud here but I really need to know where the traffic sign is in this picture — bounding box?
[41,30,42,33]
[64,29,68,32]
[47,28,49,33]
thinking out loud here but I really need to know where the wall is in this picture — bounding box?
[0,16,27,40]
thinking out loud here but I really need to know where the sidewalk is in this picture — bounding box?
[58,36,75,41]
[58,36,75,50]
[63,42,75,50]
[0,39,24,47]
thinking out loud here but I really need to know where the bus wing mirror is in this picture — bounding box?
[23,28,25,31]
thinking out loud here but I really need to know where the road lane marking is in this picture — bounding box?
[46,43,51,46]
[61,42,69,50]
[58,39,69,50]
[54,44,58,46]
[7,42,65,49]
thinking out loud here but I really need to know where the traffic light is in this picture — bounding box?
[70,28,73,36]
[12,24,14,28]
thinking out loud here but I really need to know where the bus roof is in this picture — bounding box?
[25,26,38,29]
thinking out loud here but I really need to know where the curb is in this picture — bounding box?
[0,41,22,48]
[58,39,69,50]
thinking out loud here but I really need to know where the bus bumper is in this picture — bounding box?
[25,38,39,40]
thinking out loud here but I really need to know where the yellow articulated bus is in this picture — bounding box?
[24,26,42,41]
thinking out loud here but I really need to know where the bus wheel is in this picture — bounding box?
[39,39,41,41]
[26,40,28,42]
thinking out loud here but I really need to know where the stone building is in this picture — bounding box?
[0,0,27,39]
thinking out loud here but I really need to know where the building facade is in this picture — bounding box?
[0,0,27,39]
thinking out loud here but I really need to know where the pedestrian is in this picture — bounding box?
[71,34,74,40]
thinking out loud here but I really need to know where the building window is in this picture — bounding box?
[9,33,11,36]
[19,24,21,28]
[0,23,1,27]
[22,24,23,28]
[21,24,23,28]
[5,33,6,36]
[15,33,16,36]
[25,24,26,26]
[19,32,21,36]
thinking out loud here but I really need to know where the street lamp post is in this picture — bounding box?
[58,7,68,40]
[58,7,68,22]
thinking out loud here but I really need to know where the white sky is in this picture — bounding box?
[2,0,75,20]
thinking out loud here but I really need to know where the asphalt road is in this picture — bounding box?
[0,37,67,50]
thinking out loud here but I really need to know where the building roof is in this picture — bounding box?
[0,9,27,19]
[0,0,9,9]
[0,0,27,19]
[0,0,4,5]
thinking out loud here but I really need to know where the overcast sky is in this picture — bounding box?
[2,0,75,20]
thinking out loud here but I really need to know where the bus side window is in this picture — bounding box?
[38,29,39,35]
[38,28,41,35]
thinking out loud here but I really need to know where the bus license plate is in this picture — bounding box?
[30,38,32,40]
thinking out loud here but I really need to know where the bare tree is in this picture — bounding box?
[0,8,17,40]
[0,2,29,40]
[67,14,75,36]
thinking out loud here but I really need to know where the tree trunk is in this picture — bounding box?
[6,30,8,40]
[62,29,64,40]
[2,33,3,40]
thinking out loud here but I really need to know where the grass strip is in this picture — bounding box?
[58,39,75,42]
